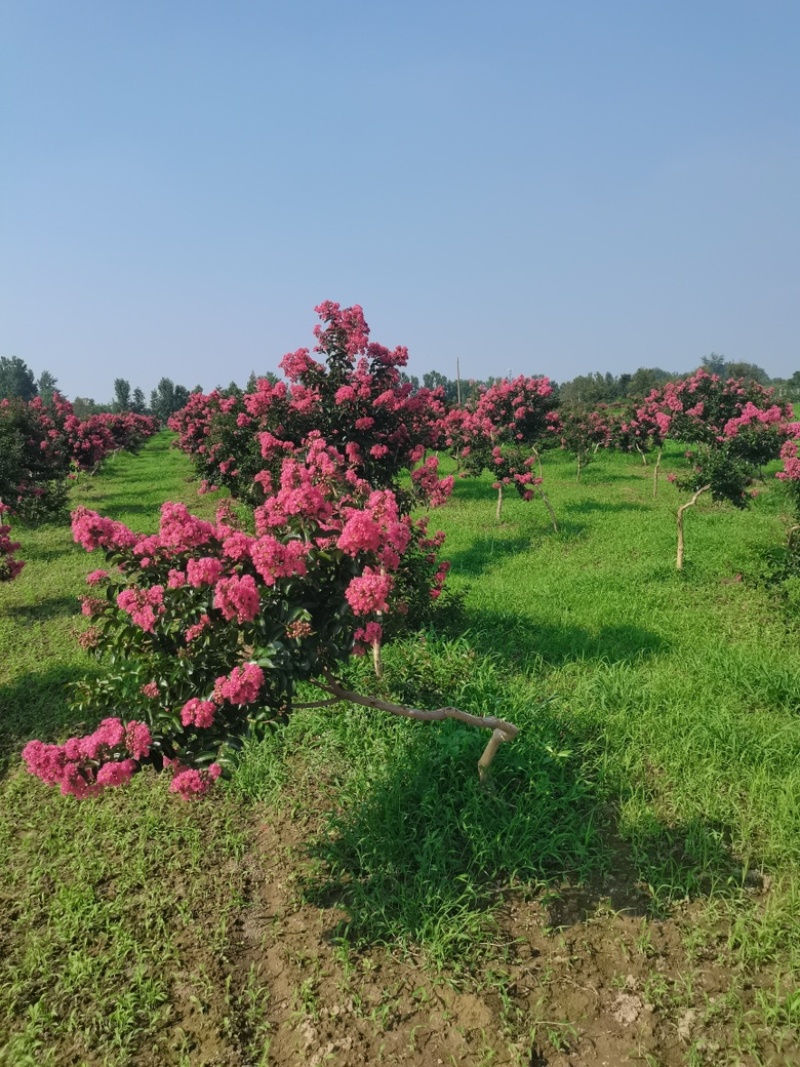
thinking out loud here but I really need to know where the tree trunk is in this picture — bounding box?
[372,639,384,679]
[676,485,711,570]
[532,448,544,480]
[496,484,503,521]
[540,490,559,533]
[653,449,662,498]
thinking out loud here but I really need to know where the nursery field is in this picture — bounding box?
[1,432,800,1067]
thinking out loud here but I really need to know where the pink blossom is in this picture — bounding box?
[181,698,217,728]
[169,768,212,798]
[213,573,261,623]
[125,721,152,759]
[116,585,166,632]
[251,536,309,585]
[72,507,137,552]
[186,556,223,587]
[345,567,393,615]
[96,759,137,787]
[185,614,212,642]
[214,662,264,705]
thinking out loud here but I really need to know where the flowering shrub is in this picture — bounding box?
[558,406,611,479]
[0,396,72,523]
[776,428,800,520]
[0,503,24,582]
[646,372,796,568]
[21,717,153,798]
[607,402,670,462]
[445,376,559,520]
[0,395,157,581]
[24,305,517,799]
[169,302,451,508]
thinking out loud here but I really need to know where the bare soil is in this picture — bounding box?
[153,793,794,1067]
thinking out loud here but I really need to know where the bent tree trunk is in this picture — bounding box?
[676,485,711,570]
[314,670,519,781]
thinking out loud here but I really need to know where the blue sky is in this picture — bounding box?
[2,1,798,400]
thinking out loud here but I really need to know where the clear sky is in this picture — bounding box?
[2,1,799,401]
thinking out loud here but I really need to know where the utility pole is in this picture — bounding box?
[456,358,462,407]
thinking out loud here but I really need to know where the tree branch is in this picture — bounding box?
[313,669,519,781]
[676,484,711,569]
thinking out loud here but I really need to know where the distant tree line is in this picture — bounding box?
[406,354,800,407]
[0,357,198,424]
[3,352,799,420]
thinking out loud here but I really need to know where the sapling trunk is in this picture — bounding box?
[532,448,544,480]
[373,565,386,678]
[676,484,711,570]
[372,639,384,679]
[653,449,662,498]
[496,484,503,521]
[636,445,648,466]
[315,670,519,781]
[539,489,559,533]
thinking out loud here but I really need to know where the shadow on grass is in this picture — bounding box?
[444,519,597,577]
[5,595,79,622]
[0,664,100,776]
[561,499,648,515]
[444,534,535,577]
[446,607,669,670]
[297,701,747,960]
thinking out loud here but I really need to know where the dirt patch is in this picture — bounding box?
[129,784,794,1067]
[179,793,790,1067]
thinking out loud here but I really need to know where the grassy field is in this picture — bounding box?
[1,433,799,1066]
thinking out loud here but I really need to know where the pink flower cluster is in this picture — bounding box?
[776,439,800,484]
[345,567,393,615]
[0,507,24,582]
[723,403,786,438]
[117,585,166,632]
[168,762,222,799]
[72,507,138,552]
[21,718,151,798]
[213,662,265,705]
[213,573,260,623]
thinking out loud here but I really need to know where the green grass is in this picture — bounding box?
[2,433,800,1064]
[0,435,258,1066]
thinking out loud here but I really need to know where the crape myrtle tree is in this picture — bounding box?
[776,429,800,557]
[606,399,671,497]
[22,303,519,802]
[557,405,611,480]
[0,394,69,580]
[444,375,560,525]
[650,370,794,569]
[0,393,158,581]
